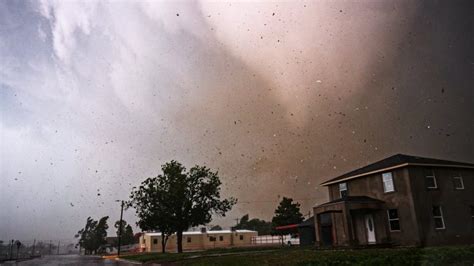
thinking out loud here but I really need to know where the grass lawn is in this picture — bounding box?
[122,245,474,265]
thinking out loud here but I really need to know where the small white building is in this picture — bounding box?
[140,229,257,252]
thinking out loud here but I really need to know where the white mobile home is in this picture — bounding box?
[140,229,257,252]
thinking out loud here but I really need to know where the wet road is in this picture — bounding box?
[2,255,140,265]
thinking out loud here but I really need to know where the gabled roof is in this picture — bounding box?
[321,154,474,186]
[298,216,314,228]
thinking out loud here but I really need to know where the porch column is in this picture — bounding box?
[313,211,321,246]
[342,204,354,246]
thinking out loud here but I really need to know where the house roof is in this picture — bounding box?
[298,216,314,228]
[321,154,474,186]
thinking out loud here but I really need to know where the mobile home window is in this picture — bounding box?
[387,209,400,231]
[432,205,445,229]
[187,237,192,243]
[239,235,244,240]
[219,236,224,241]
[209,236,216,242]
[425,169,437,189]
[382,172,395,193]
[452,176,464,190]
[339,182,348,198]
[153,238,158,244]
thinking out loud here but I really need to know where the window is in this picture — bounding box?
[143,238,146,244]
[239,235,244,240]
[209,236,216,242]
[387,209,400,231]
[471,206,474,230]
[382,172,395,193]
[425,169,437,189]
[187,237,192,243]
[339,182,348,198]
[153,238,158,244]
[432,205,445,229]
[452,176,464,190]
[219,236,224,241]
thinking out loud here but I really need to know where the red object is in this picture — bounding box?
[275,224,298,230]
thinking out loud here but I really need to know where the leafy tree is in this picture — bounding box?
[114,220,135,246]
[75,216,109,254]
[272,197,304,235]
[127,174,176,253]
[129,160,236,253]
[234,214,272,235]
[210,225,223,230]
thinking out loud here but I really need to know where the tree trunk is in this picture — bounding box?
[177,230,183,253]
[161,234,166,253]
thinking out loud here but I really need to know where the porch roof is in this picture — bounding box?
[313,196,384,214]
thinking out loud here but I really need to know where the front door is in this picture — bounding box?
[364,214,376,244]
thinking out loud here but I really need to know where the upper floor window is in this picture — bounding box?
[432,205,445,229]
[339,182,348,198]
[452,176,464,190]
[382,172,395,193]
[387,209,400,231]
[425,169,437,189]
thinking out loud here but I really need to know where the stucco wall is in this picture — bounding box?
[326,167,421,246]
[408,167,474,246]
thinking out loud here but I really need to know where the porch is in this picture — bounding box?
[313,196,390,247]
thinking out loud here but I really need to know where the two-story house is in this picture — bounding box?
[313,154,474,247]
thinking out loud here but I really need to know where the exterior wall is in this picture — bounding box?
[350,209,389,245]
[408,167,474,246]
[327,168,421,246]
[203,233,232,249]
[232,231,257,246]
[142,231,257,252]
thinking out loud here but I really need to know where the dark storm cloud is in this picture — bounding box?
[0,0,472,241]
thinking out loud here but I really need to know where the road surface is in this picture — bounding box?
[2,255,140,265]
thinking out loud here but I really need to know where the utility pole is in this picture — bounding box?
[32,239,36,257]
[57,241,60,255]
[9,239,14,260]
[117,200,124,257]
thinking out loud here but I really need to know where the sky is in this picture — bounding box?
[1,0,473,242]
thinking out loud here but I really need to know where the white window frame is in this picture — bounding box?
[387,209,400,231]
[339,182,348,198]
[452,176,464,190]
[432,205,445,230]
[382,172,395,193]
[426,169,438,189]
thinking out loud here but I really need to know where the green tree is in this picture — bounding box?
[234,214,272,235]
[127,173,176,253]
[272,197,304,235]
[129,160,236,253]
[75,216,109,254]
[114,220,135,246]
